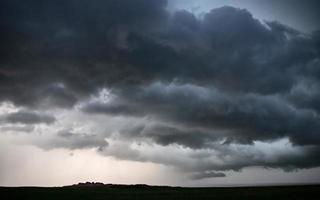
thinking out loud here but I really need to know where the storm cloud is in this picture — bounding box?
[1,0,320,180]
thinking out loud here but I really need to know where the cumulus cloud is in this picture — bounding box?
[1,0,320,179]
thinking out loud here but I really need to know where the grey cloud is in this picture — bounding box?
[119,124,221,149]
[190,171,226,180]
[37,130,108,150]
[100,142,143,162]
[84,83,320,146]
[97,136,320,175]
[112,123,320,174]
[40,83,78,108]
[287,79,320,112]
[192,145,320,173]
[141,125,218,149]
[1,111,55,125]
[0,125,35,133]
[83,101,144,117]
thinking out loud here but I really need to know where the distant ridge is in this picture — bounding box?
[64,182,174,189]
[62,182,320,190]
[67,182,106,187]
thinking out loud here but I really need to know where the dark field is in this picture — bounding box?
[1,185,319,200]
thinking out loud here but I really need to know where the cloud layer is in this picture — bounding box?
[1,111,56,125]
[1,0,320,180]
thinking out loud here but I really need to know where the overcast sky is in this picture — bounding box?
[1,0,320,187]
[169,0,320,32]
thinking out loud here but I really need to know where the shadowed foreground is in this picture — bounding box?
[1,184,319,200]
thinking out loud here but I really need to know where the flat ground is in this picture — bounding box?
[1,185,319,200]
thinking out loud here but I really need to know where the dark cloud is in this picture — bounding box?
[1,2,318,107]
[196,145,320,172]
[0,0,168,107]
[98,137,320,175]
[1,111,55,124]
[119,124,220,149]
[83,83,320,146]
[190,171,226,180]
[1,0,320,178]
